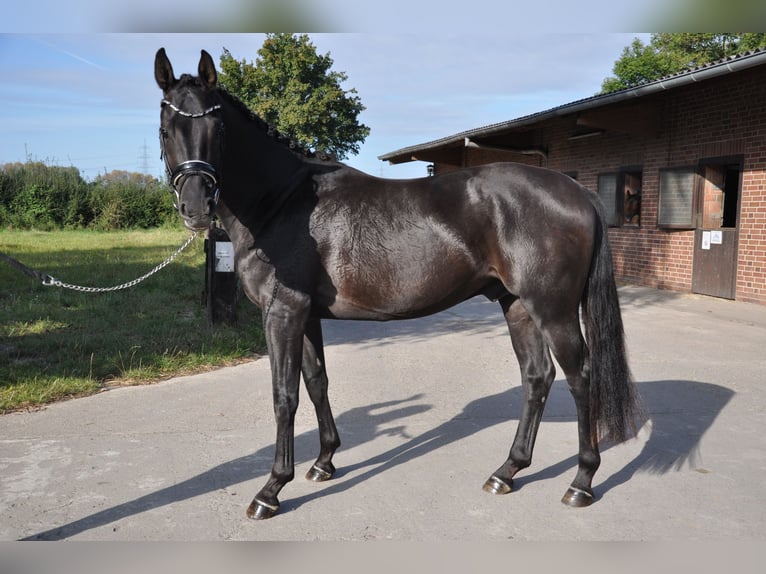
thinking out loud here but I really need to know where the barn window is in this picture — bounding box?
[658,167,696,229]
[597,169,643,227]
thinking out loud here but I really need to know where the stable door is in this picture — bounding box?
[691,162,741,300]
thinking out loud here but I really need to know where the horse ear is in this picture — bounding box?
[154,48,176,92]
[198,50,217,88]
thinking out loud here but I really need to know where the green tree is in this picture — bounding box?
[600,33,766,93]
[218,34,370,160]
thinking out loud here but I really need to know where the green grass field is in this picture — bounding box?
[0,228,265,412]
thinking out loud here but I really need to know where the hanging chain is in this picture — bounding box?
[40,232,199,293]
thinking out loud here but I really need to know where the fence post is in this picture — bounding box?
[204,221,237,325]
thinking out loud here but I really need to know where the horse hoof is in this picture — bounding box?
[306,464,334,482]
[483,475,513,495]
[246,499,279,520]
[561,487,595,508]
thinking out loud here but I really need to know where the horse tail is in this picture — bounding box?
[581,196,645,446]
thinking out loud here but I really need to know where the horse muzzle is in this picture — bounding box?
[170,161,220,231]
[178,196,216,231]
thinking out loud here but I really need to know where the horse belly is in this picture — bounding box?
[320,240,484,321]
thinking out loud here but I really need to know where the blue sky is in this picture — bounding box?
[0,32,649,181]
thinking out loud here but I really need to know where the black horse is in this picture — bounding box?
[155,49,644,520]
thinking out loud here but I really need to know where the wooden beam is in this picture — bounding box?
[576,103,661,137]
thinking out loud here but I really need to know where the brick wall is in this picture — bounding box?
[537,65,766,304]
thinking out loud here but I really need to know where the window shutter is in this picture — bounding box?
[658,168,696,228]
[597,173,618,226]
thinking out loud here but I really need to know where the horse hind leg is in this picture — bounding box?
[301,318,341,482]
[484,296,556,495]
[538,311,601,507]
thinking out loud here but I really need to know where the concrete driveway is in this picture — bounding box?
[1,285,765,541]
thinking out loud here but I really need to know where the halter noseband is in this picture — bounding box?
[160,98,223,208]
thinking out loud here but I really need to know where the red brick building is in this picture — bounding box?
[380,50,766,305]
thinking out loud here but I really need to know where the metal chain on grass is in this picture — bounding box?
[40,232,199,293]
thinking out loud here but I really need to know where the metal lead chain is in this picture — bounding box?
[42,232,198,293]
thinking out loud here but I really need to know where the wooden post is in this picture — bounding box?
[204,221,238,325]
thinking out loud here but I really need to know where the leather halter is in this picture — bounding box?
[159,99,222,207]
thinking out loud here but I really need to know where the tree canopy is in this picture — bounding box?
[600,33,766,93]
[218,34,370,160]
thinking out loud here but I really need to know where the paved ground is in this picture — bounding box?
[1,285,765,541]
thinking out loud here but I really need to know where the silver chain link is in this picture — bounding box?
[42,232,199,293]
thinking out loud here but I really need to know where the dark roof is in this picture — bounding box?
[379,48,766,163]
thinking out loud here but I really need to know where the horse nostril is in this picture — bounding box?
[179,202,187,216]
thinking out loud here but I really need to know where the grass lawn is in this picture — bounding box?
[0,228,265,413]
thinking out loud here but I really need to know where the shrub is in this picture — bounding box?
[89,171,176,229]
[0,162,176,230]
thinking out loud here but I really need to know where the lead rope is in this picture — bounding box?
[1,232,198,293]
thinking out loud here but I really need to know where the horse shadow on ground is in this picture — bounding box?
[22,378,733,540]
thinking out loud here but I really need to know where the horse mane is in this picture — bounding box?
[208,80,334,162]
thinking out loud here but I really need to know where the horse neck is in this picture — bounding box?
[219,104,310,235]
[223,105,306,185]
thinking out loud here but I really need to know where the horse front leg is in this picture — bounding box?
[302,317,341,482]
[247,307,306,520]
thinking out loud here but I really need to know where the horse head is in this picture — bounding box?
[155,48,224,231]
